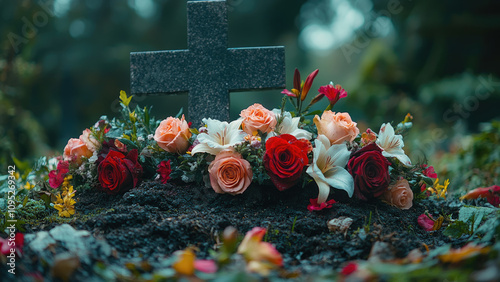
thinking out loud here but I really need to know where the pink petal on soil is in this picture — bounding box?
[417,214,434,231]
[194,259,218,274]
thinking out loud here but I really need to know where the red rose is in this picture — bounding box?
[348,143,391,201]
[263,134,310,191]
[98,149,142,194]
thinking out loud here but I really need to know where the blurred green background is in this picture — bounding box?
[1,0,499,192]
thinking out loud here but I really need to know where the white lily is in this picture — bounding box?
[306,135,354,204]
[191,118,247,155]
[376,123,412,166]
[266,109,312,141]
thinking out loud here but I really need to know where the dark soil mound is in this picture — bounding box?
[24,180,466,272]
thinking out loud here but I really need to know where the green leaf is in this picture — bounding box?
[458,206,495,232]
[119,90,133,107]
[118,138,139,150]
[144,106,150,129]
[443,221,470,238]
[105,128,123,139]
[22,196,28,207]
[422,176,434,186]
[175,107,184,119]
[473,212,500,242]
[11,156,30,172]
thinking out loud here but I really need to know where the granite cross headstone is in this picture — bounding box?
[130,0,286,127]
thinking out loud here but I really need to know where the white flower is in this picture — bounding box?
[137,136,145,142]
[188,162,197,171]
[306,135,354,204]
[376,123,412,166]
[147,134,154,140]
[88,151,98,163]
[191,118,246,155]
[266,109,312,141]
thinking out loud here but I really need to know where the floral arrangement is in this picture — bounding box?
[30,68,452,217]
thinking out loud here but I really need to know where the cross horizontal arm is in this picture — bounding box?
[130,50,191,94]
[225,46,286,91]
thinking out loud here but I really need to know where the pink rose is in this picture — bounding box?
[208,150,253,195]
[240,103,277,135]
[313,111,359,145]
[154,115,192,154]
[63,138,93,165]
[383,179,414,209]
[79,129,100,152]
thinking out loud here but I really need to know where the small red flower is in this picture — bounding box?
[0,233,24,256]
[318,83,347,109]
[422,164,438,179]
[157,160,172,184]
[48,160,69,188]
[307,198,337,211]
[341,262,358,276]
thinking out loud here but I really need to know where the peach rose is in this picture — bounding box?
[208,150,253,195]
[79,129,100,152]
[154,115,192,154]
[383,179,414,209]
[313,111,359,145]
[240,103,277,135]
[63,138,93,165]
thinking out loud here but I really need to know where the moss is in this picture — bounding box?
[16,199,49,223]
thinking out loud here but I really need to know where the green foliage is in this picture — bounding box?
[443,206,497,238]
[234,141,270,185]
[437,121,500,192]
[16,199,48,222]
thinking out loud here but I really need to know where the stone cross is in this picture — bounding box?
[130,0,286,127]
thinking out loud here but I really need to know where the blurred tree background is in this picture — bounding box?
[1,0,499,191]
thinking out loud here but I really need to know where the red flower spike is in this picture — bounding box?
[293,68,301,91]
[307,198,337,211]
[301,69,319,101]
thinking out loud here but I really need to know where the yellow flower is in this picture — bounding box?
[403,113,413,123]
[24,181,35,190]
[14,172,20,180]
[62,185,76,198]
[53,194,76,218]
[427,178,450,199]
[172,248,196,276]
[129,111,137,123]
